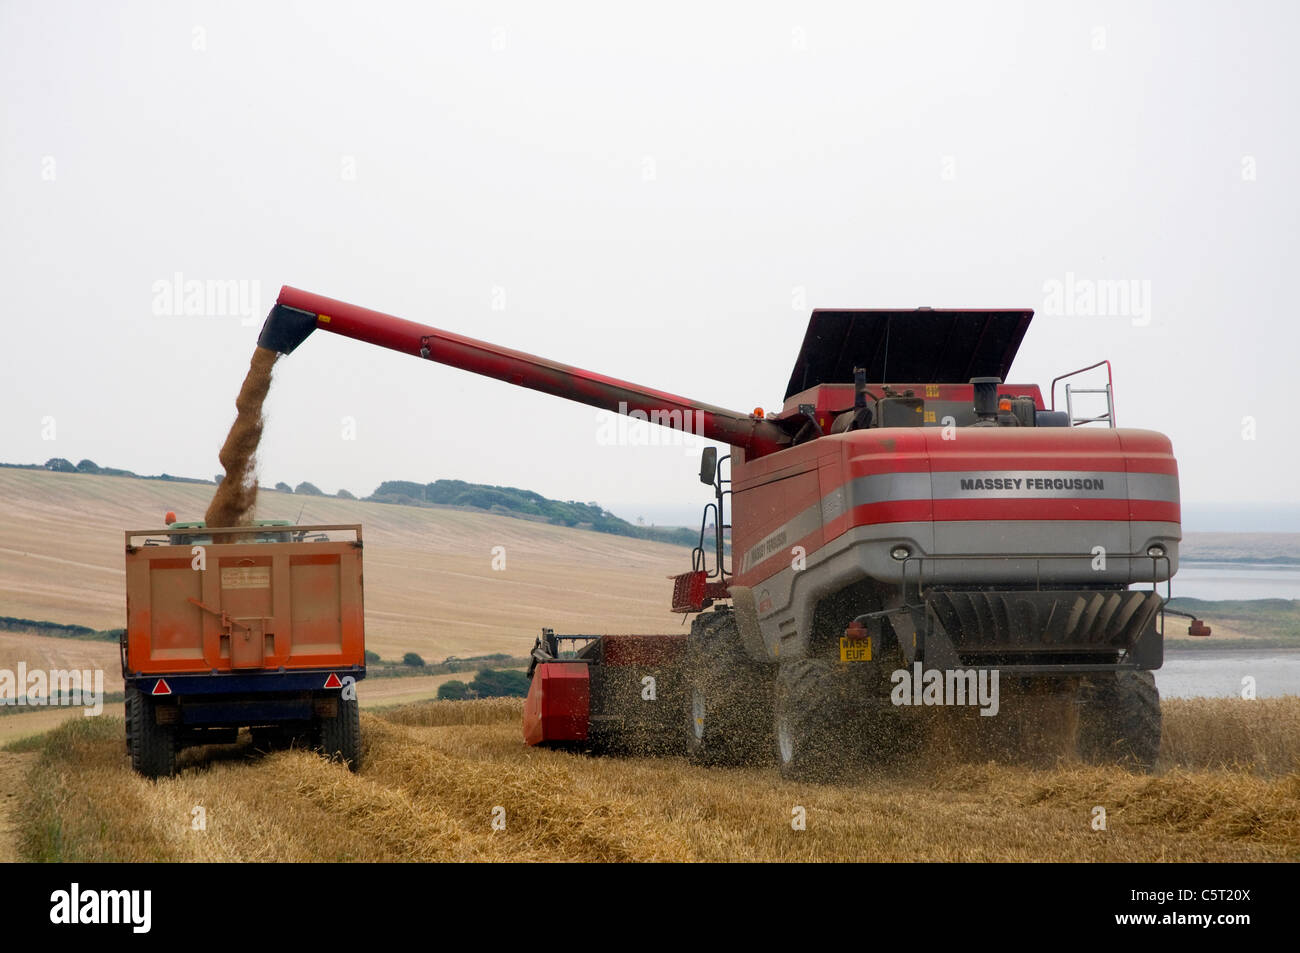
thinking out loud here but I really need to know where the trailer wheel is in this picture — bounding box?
[1077,670,1161,771]
[685,608,772,766]
[127,686,177,779]
[318,697,362,772]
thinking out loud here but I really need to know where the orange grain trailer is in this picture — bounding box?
[122,521,366,778]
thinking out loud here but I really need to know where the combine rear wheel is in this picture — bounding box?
[684,608,772,766]
[1077,670,1161,771]
[127,686,177,779]
[773,657,919,781]
[318,697,362,771]
[773,658,856,782]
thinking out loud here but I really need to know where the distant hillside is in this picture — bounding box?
[368,479,701,548]
[1,461,702,549]
[1,458,214,486]
[0,467,689,659]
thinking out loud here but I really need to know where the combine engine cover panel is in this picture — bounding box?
[731,427,1179,661]
[784,308,1033,399]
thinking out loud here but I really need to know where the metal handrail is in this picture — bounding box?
[1065,382,1114,428]
[1050,360,1115,426]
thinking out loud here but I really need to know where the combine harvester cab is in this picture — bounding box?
[122,521,366,778]
[253,289,1208,778]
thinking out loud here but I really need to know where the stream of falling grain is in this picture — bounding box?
[204,346,279,529]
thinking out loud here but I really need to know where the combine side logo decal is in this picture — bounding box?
[957,475,1105,492]
[741,509,823,574]
[934,471,1118,498]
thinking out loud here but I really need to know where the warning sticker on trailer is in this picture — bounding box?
[220,566,270,589]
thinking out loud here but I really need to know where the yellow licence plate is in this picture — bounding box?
[839,636,872,662]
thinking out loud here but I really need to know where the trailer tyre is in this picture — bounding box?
[318,696,362,772]
[1077,670,1161,771]
[685,608,772,766]
[127,686,178,779]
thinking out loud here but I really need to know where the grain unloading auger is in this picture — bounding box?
[260,287,1209,778]
[261,286,791,456]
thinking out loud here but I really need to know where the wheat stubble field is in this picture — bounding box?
[8,698,1299,863]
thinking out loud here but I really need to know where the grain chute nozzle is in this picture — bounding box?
[257,303,318,355]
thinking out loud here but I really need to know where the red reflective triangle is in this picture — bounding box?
[152,678,172,696]
[323,673,343,689]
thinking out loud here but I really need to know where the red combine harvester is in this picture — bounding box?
[258,288,1207,778]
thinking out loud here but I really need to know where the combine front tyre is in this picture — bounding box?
[684,608,771,766]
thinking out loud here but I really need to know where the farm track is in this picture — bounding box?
[0,752,34,862]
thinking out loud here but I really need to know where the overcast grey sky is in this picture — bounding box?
[2,0,1296,529]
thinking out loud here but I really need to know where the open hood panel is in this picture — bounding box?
[784,308,1034,400]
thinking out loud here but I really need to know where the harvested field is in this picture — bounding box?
[0,468,684,661]
[9,696,1299,863]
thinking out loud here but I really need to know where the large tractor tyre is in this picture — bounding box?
[685,608,772,766]
[773,658,859,782]
[318,697,362,772]
[127,686,178,780]
[1077,670,1161,771]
